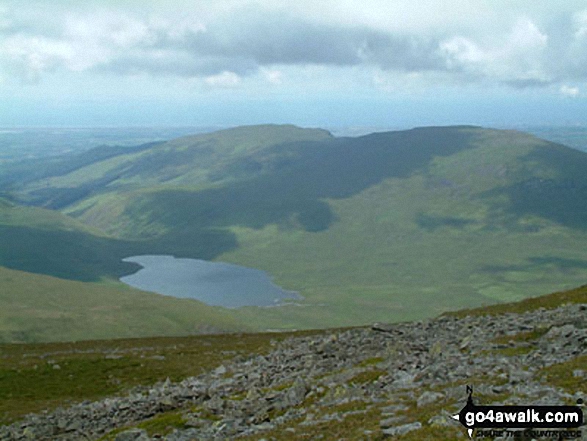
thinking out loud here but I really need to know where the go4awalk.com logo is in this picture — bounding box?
[452,386,584,439]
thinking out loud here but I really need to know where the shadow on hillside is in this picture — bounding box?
[132,127,479,236]
[0,224,238,281]
[483,256,587,276]
[480,143,587,231]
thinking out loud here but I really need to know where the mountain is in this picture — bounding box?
[3,124,587,333]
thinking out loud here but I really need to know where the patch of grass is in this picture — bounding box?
[538,355,587,395]
[0,266,247,343]
[486,327,552,357]
[491,346,534,357]
[357,357,385,367]
[240,405,385,440]
[327,399,370,414]
[348,369,386,385]
[97,411,188,441]
[265,381,293,393]
[491,328,551,345]
[449,284,587,318]
[136,410,187,436]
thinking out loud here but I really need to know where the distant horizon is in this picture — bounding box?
[2,122,587,131]
[2,124,587,157]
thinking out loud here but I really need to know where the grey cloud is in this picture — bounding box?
[359,34,445,71]
[105,9,447,77]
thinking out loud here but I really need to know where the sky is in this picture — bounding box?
[1,0,587,128]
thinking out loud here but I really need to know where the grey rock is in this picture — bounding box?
[1,301,585,441]
[214,365,227,376]
[372,323,397,333]
[391,370,417,389]
[114,428,151,441]
[380,416,407,428]
[382,421,422,437]
[428,414,454,427]
[417,391,444,407]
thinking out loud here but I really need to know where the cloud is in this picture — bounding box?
[0,1,586,92]
[263,68,283,84]
[204,70,241,88]
[439,18,549,85]
[1,34,75,82]
[1,6,445,81]
[560,84,580,97]
[561,9,587,79]
[0,5,10,30]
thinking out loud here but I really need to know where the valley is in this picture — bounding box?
[2,125,587,339]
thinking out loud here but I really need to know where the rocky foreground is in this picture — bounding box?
[1,303,586,441]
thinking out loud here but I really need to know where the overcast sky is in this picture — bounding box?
[2,0,587,128]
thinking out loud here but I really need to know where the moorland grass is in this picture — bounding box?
[448,284,587,318]
[0,328,326,425]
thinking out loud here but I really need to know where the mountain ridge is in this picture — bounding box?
[2,124,587,334]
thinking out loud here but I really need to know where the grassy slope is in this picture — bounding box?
[0,265,246,343]
[0,283,584,431]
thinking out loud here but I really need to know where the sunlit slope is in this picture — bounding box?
[16,124,332,209]
[6,125,587,329]
[0,266,246,342]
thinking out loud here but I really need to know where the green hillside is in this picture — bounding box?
[12,124,332,209]
[0,266,245,343]
[3,124,587,333]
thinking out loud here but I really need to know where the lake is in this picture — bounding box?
[120,255,302,308]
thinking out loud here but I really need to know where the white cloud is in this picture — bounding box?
[64,13,149,48]
[439,18,549,85]
[263,69,283,85]
[63,12,158,71]
[560,84,580,97]
[574,10,587,38]
[1,34,75,82]
[204,70,241,88]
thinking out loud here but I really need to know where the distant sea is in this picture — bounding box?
[510,126,587,153]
